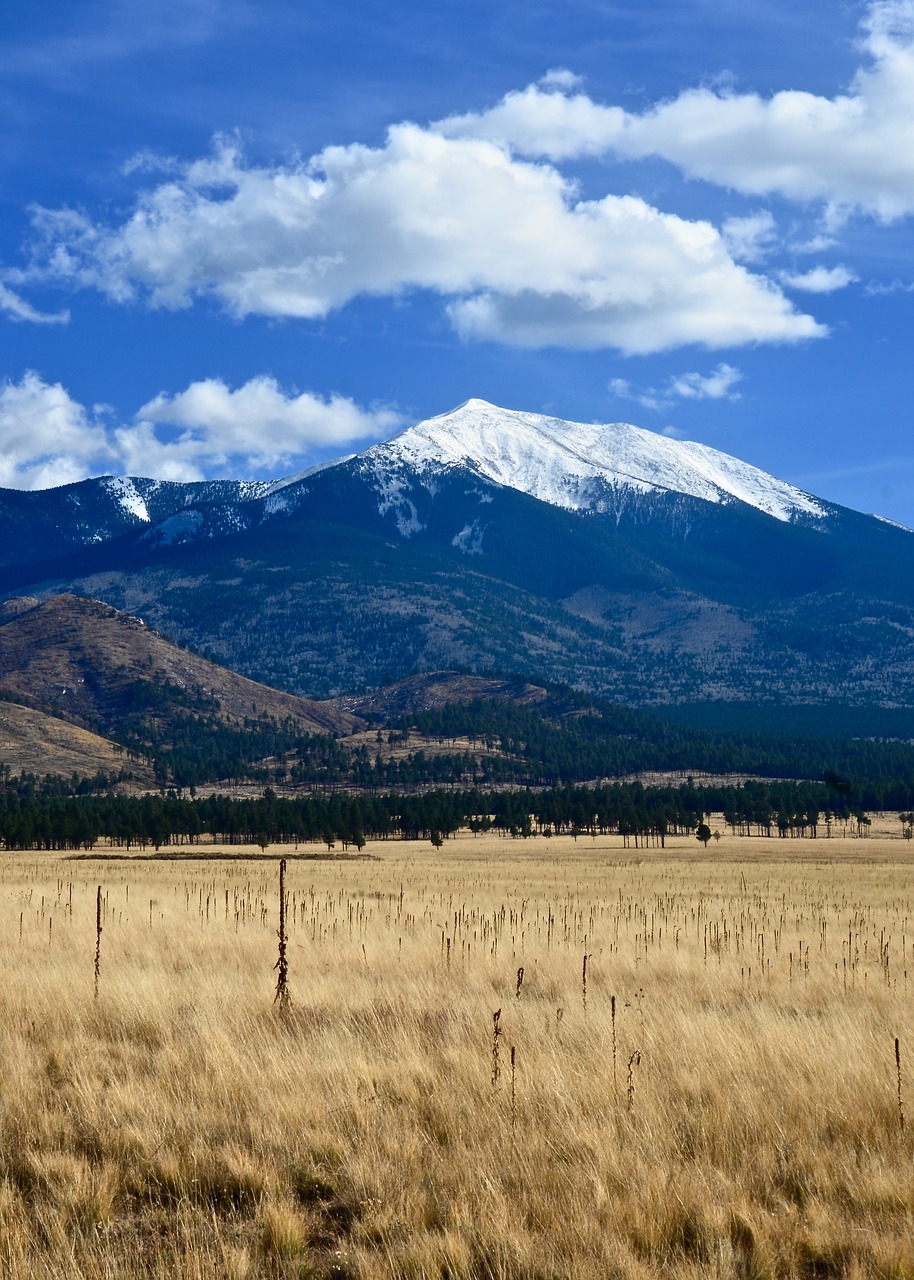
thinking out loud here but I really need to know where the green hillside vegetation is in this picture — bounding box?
[396,692,914,786]
[7,672,914,806]
[72,685,914,802]
[655,699,914,739]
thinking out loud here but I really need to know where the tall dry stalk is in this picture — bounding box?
[627,1050,641,1113]
[273,859,290,1010]
[93,884,102,1000]
[5,827,914,1277]
[491,1009,502,1086]
[611,994,617,1099]
[515,966,524,998]
[510,1045,517,1132]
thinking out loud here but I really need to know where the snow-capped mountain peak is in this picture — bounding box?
[357,399,826,524]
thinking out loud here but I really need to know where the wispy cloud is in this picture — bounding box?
[670,364,743,400]
[864,277,914,295]
[721,212,778,264]
[0,0,247,82]
[611,362,743,412]
[609,378,665,413]
[779,265,857,293]
[0,282,69,325]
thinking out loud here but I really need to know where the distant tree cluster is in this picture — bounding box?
[0,780,884,852]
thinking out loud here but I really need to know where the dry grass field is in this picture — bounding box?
[2,825,914,1278]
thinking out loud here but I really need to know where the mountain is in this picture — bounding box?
[2,401,914,709]
[5,594,914,801]
[346,398,830,525]
[131,398,839,555]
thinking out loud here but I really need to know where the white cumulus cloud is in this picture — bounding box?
[439,82,626,161]
[129,376,402,477]
[539,68,583,91]
[0,372,114,488]
[438,0,914,221]
[19,125,821,355]
[0,372,402,488]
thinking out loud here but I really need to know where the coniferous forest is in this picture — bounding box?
[63,682,914,798]
[0,777,894,852]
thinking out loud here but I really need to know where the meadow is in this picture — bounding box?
[1,825,913,1278]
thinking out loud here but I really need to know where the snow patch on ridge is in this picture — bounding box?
[872,513,913,532]
[263,456,354,498]
[353,454,428,536]
[105,477,151,522]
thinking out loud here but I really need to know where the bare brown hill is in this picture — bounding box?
[0,595,361,738]
[338,671,549,720]
[0,701,155,786]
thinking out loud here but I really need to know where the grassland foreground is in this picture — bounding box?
[2,824,914,1277]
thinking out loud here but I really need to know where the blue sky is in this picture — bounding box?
[2,0,914,521]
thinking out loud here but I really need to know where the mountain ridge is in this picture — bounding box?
[349,399,830,525]
[0,399,854,573]
[2,399,913,709]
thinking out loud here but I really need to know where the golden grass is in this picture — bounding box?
[2,826,914,1277]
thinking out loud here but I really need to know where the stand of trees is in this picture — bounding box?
[0,779,880,852]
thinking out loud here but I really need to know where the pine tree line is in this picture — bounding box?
[0,780,883,852]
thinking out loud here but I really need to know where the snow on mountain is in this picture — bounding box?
[104,477,152,522]
[352,399,828,524]
[261,455,357,517]
[263,456,356,499]
[103,475,272,524]
[872,513,913,532]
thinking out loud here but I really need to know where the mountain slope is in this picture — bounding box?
[2,400,914,708]
[0,699,155,785]
[340,672,551,720]
[0,595,360,737]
